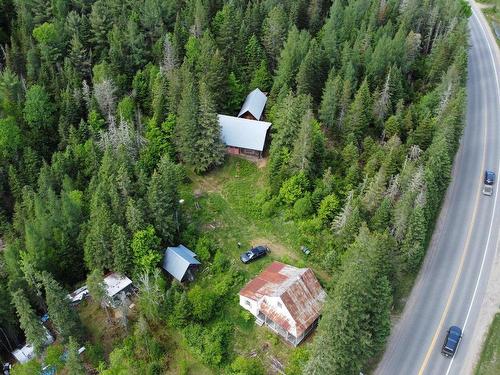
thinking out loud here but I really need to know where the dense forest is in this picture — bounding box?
[0,0,470,374]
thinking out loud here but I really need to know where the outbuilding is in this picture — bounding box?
[162,245,201,282]
[103,273,134,308]
[237,88,268,121]
[239,262,326,346]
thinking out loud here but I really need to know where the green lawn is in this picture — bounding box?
[475,312,500,375]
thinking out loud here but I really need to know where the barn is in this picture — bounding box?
[218,115,271,158]
[239,262,327,346]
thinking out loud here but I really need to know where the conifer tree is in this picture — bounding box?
[344,78,372,142]
[271,27,311,97]
[42,273,82,342]
[65,336,85,375]
[112,224,132,275]
[194,81,225,174]
[87,268,106,305]
[175,67,198,165]
[319,72,342,129]
[296,39,328,103]
[261,5,288,68]
[305,228,392,374]
[289,111,314,177]
[11,289,46,355]
[147,155,179,244]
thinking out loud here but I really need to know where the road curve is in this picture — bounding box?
[375,3,500,375]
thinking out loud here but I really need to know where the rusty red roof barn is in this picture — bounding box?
[239,262,326,346]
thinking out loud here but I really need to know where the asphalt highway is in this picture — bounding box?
[375,2,500,375]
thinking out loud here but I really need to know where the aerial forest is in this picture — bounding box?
[0,0,471,374]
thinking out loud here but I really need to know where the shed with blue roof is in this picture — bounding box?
[162,245,201,282]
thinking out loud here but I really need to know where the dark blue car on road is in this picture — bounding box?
[441,326,462,357]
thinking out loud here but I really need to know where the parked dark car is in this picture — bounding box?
[441,326,462,357]
[484,170,496,185]
[240,245,269,264]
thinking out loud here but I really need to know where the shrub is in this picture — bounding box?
[230,356,265,375]
[286,347,310,375]
[293,193,314,219]
[317,193,340,224]
[183,322,233,367]
[195,235,215,262]
[84,342,105,368]
[261,198,278,217]
[278,172,309,206]
[187,285,215,321]
[212,250,230,274]
[44,343,65,372]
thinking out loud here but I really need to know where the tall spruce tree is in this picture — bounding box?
[42,273,82,342]
[344,78,372,142]
[147,155,180,244]
[175,66,199,165]
[194,81,225,174]
[305,228,392,374]
[11,289,46,355]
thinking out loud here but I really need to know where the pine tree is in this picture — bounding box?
[271,27,311,97]
[261,5,288,68]
[147,155,180,244]
[296,39,328,103]
[344,78,372,142]
[194,81,225,174]
[305,228,392,374]
[289,111,314,177]
[11,289,47,355]
[43,273,82,342]
[86,269,106,307]
[175,67,198,165]
[112,224,132,275]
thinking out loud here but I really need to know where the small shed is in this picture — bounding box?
[238,88,268,121]
[218,115,271,158]
[162,245,201,282]
[12,327,53,364]
[103,273,134,308]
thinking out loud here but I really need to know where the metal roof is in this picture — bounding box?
[103,273,133,298]
[240,262,327,337]
[238,88,268,120]
[162,245,201,282]
[218,115,271,152]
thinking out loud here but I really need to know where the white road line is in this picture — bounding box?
[446,5,500,375]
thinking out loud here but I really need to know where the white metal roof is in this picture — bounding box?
[162,245,200,282]
[103,273,133,298]
[218,115,271,152]
[238,88,268,120]
[12,345,35,364]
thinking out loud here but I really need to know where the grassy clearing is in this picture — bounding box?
[184,157,332,283]
[475,312,500,375]
[173,156,333,372]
